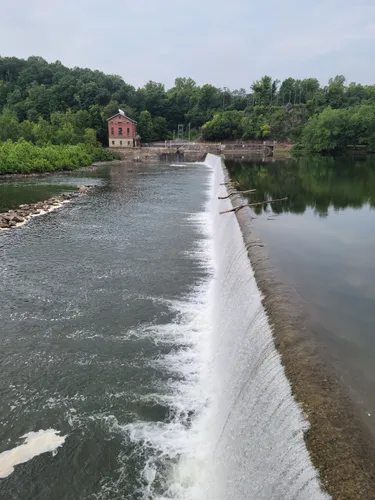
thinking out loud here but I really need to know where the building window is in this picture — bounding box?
[128,141,131,146]
[127,128,130,136]
[112,141,115,145]
[111,127,114,135]
[118,122,122,125]
[119,127,123,135]
[120,140,122,145]
[126,121,129,124]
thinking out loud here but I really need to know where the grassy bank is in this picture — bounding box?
[0,139,116,175]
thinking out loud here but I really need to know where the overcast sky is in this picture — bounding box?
[1,0,375,89]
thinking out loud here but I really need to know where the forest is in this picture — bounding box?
[1,56,375,161]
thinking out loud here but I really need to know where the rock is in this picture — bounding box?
[0,223,8,229]
[19,204,30,209]
[13,215,24,223]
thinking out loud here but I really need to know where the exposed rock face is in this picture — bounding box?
[0,185,94,230]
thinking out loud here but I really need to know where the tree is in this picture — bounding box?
[0,109,20,141]
[202,111,243,141]
[138,110,154,143]
[251,76,273,106]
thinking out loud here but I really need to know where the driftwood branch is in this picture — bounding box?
[219,197,288,215]
[220,181,240,187]
[218,190,256,200]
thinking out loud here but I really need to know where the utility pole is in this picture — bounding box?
[177,124,184,140]
[188,122,191,142]
[270,81,273,107]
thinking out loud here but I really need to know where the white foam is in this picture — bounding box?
[0,200,70,231]
[0,429,66,478]
[87,174,216,500]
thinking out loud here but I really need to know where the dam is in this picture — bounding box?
[0,156,332,499]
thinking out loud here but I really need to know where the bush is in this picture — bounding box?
[0,139,116,174]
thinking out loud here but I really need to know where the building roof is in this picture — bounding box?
[106,110,137,124]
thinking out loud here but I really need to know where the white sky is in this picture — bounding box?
[1,0,375,89]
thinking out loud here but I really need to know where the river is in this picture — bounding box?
[228,155,375,439]
[0,159,330,500]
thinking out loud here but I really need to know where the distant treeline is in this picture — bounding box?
[1,56,375,154]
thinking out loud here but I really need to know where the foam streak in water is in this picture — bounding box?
[0,429,66,478]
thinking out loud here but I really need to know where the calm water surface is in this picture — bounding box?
[0,170,112,212]
[229,156,375,436]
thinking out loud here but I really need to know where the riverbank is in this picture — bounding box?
[0,185,93,230]
[222,160,375,499]
[0,140,115,175]
[0,164,112,180]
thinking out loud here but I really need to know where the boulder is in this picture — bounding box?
[19,204,30,209]
[13,215,24,223]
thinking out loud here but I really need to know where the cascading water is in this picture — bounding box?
[0,159,331,500]
[168,154,330,500]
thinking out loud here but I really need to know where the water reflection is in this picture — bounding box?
[228,155,375,438]
[227,156,375,218]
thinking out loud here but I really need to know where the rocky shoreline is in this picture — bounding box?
[0,185,92,230]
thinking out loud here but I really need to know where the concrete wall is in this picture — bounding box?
[109,138,134,148]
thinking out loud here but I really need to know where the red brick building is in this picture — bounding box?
[107,110,140,148]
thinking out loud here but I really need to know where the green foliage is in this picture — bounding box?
[1,56,375,152]
[298,104,375,154]
[202,111,243,141]
[0,139,115,174]
[138,110,156,143]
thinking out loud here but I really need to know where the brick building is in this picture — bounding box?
[107,110,140,148]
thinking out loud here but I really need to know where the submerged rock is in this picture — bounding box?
[0,187,94,231]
